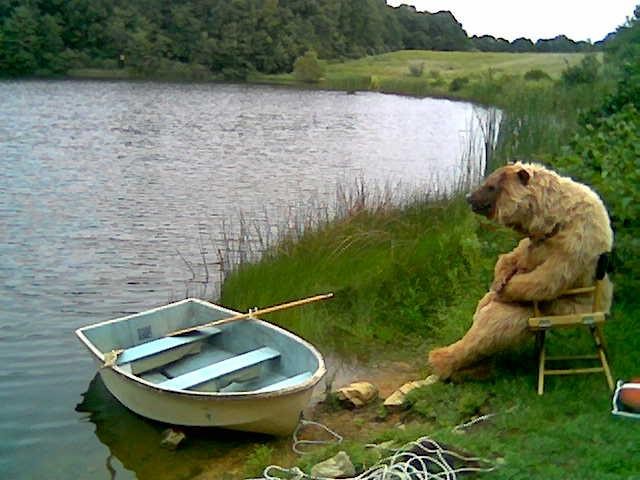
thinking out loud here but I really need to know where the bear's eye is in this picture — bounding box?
[487,185,496,192]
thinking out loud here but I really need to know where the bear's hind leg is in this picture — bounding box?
[428,298,533,380]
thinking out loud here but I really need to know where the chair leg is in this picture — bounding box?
[536,331,546,395]
[591,327,614,391]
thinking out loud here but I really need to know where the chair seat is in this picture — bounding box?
[528,311,605,330]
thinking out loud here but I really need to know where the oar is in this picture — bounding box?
[168,292,334,336]
[102,293,334,368]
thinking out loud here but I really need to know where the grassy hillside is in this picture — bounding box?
[254,50,595,100]
[324,50,589,79]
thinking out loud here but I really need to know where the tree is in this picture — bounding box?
[38,14,67,73]
[511,37,534,52]
[293,49,324,82]
[0,5,40,76]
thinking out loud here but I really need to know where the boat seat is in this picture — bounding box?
[117,327,220,373]
[159,347,280,391]
[256,371,313,392]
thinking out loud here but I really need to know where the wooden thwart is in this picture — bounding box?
[159,346,281,391]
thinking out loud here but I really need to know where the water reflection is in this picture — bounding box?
[75,354,415,479]
[76,374,272,480]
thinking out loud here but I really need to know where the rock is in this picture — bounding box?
[336,381,378,408]
[310,451,356,479]
[383,374,439,411]
[160,428,186,450]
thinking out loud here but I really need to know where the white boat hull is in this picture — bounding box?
[76,298,325,435]
[98,364,315,435]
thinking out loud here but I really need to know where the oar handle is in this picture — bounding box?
[168,293,334,336]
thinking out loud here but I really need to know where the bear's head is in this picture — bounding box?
[467,163,534,233]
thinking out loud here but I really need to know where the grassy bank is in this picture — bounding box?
[218,48,640,478]
[220,191,640,478]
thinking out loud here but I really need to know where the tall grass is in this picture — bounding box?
[469,75,614,165]
[217,155,502,356]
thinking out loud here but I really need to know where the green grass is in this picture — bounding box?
[220,197,515,358]
[221,194,640,479]
[323,51,590,79]
[225,48,638,478]
[252,50,596,100]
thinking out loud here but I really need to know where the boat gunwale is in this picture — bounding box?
[75,297,326,400]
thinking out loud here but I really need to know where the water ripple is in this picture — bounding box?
[0,79,482,480]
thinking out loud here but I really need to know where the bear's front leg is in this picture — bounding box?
[428,297,533,380]
[491,239,530,293]
[498,256,576,302]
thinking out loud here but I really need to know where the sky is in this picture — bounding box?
[386,1,638,42]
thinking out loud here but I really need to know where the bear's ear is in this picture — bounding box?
[517,168,530,186]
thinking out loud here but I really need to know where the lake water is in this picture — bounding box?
[0,80,484,479]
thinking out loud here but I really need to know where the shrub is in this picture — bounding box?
[293,50,324,83]
[551,104,640,295]
[449,75,469,92]
[524,69,551,81]
[244,445,274,478]
[561,54,600,85]
[408,61,424,77]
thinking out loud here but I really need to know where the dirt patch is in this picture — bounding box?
[194,356,425,479]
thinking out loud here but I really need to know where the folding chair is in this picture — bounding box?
[528,253,615,395]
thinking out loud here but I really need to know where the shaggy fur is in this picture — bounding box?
[428,162,613,380]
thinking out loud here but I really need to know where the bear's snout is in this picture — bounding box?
[467,190,493,217]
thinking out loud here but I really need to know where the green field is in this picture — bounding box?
[255,50,595,100]
[324,50,589,79]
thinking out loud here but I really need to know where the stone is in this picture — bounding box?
[383,374,439,411]
[336,381,378,408]
[310,451,356,478]
[160,428,186,450]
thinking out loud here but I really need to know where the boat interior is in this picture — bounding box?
[79,300,320,394]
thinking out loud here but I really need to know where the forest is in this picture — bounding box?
[0,0,599,79]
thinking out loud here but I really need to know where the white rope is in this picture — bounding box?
[249,407,513,479]
[255,435,496,480]
[292,419,344,455]
[451,406,516,433]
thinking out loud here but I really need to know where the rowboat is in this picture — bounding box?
[75,297,327,435]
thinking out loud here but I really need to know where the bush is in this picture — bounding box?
[408,61,424,77]
[293,50,324,83]
[244,445,273,478]
[449,75,469,92]
[524,68,551,81]
[551,104,640,296]
[561,54,600,85]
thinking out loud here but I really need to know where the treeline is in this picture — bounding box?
[470,34,594,53]
[0,0,600,78]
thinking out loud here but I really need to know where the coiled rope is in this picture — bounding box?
[248,408,511,479]
[256,435,496,479]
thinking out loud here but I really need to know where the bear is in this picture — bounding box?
[427,162,613,380]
